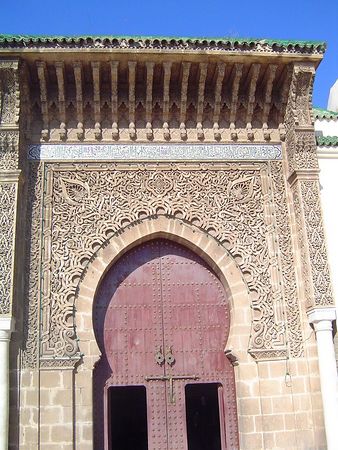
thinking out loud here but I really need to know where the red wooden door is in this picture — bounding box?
[93,239,239,450]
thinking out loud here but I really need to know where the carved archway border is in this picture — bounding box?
[76,216,252,369]
[25,160,302,368]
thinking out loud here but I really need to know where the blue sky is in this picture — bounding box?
[1,0,337,108]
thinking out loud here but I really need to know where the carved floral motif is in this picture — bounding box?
[0,183,16,315]
[0,130,19,170]
[270,162,303,357]
[300,180,333,306]
[22,164,42,368]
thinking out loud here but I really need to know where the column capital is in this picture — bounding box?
[307,307,336,324]
[308,308,336,332]
[0,317,15,333]
[0,317,14,341]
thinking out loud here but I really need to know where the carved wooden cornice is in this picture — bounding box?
[14,57,303,143]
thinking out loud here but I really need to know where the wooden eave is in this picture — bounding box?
[0,36,324,143]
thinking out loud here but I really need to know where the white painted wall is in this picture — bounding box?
[315,117,338,325]
[328,80,338,113]
[315,118,338,136]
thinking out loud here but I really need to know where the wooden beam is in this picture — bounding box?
[196,62,208,139]
[162,62,172,139]
[179,62,191,139]
[110,61,119,139]
[213,62,226,139]
[91,61,101,139]
[278,66,293,125]
[230,64,243,139]
[55,61,66,140]
[262,64,278,126]
[245,63,260,139]
[145,62,154,139]
[246,63,261,123]
[73,62,84,139]
[128,61,136,139]
[36,61,49,141]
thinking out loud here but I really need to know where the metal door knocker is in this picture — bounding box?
[165,346,175,366]
[155,346,165,365]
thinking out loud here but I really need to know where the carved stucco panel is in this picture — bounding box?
[0,182,16,315]
[287,131,319,174]
[300,180,333,307]
[0,60,20,126]
[270,162,303,357]
[294,68,314,126]
[21,161,304,367]
[0,130,19,170]
[21,164,43,368]
[291,182,314,310]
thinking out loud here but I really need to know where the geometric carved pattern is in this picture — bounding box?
[19,160,305,367]
[0,183,16,315]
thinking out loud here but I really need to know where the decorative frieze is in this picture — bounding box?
[28,143,282,161]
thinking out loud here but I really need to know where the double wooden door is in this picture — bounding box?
[93,239,238,450]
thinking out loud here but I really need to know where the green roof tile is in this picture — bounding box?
[313,107,338,120]
[0,34,326,54]
[316,136,338,146]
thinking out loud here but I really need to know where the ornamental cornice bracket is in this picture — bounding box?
[286,62,316,128]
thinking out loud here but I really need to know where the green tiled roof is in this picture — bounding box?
[0,34,326,54]
[313,107,338,120]
[316,136,338,146]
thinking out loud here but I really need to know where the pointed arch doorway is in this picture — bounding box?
[93,239,239,449]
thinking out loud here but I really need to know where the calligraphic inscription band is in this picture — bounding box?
[28,143,282,161]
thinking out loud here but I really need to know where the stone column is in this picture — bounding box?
[308,308,338,449]
[0,317,14,450]
[0,59,21,450]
